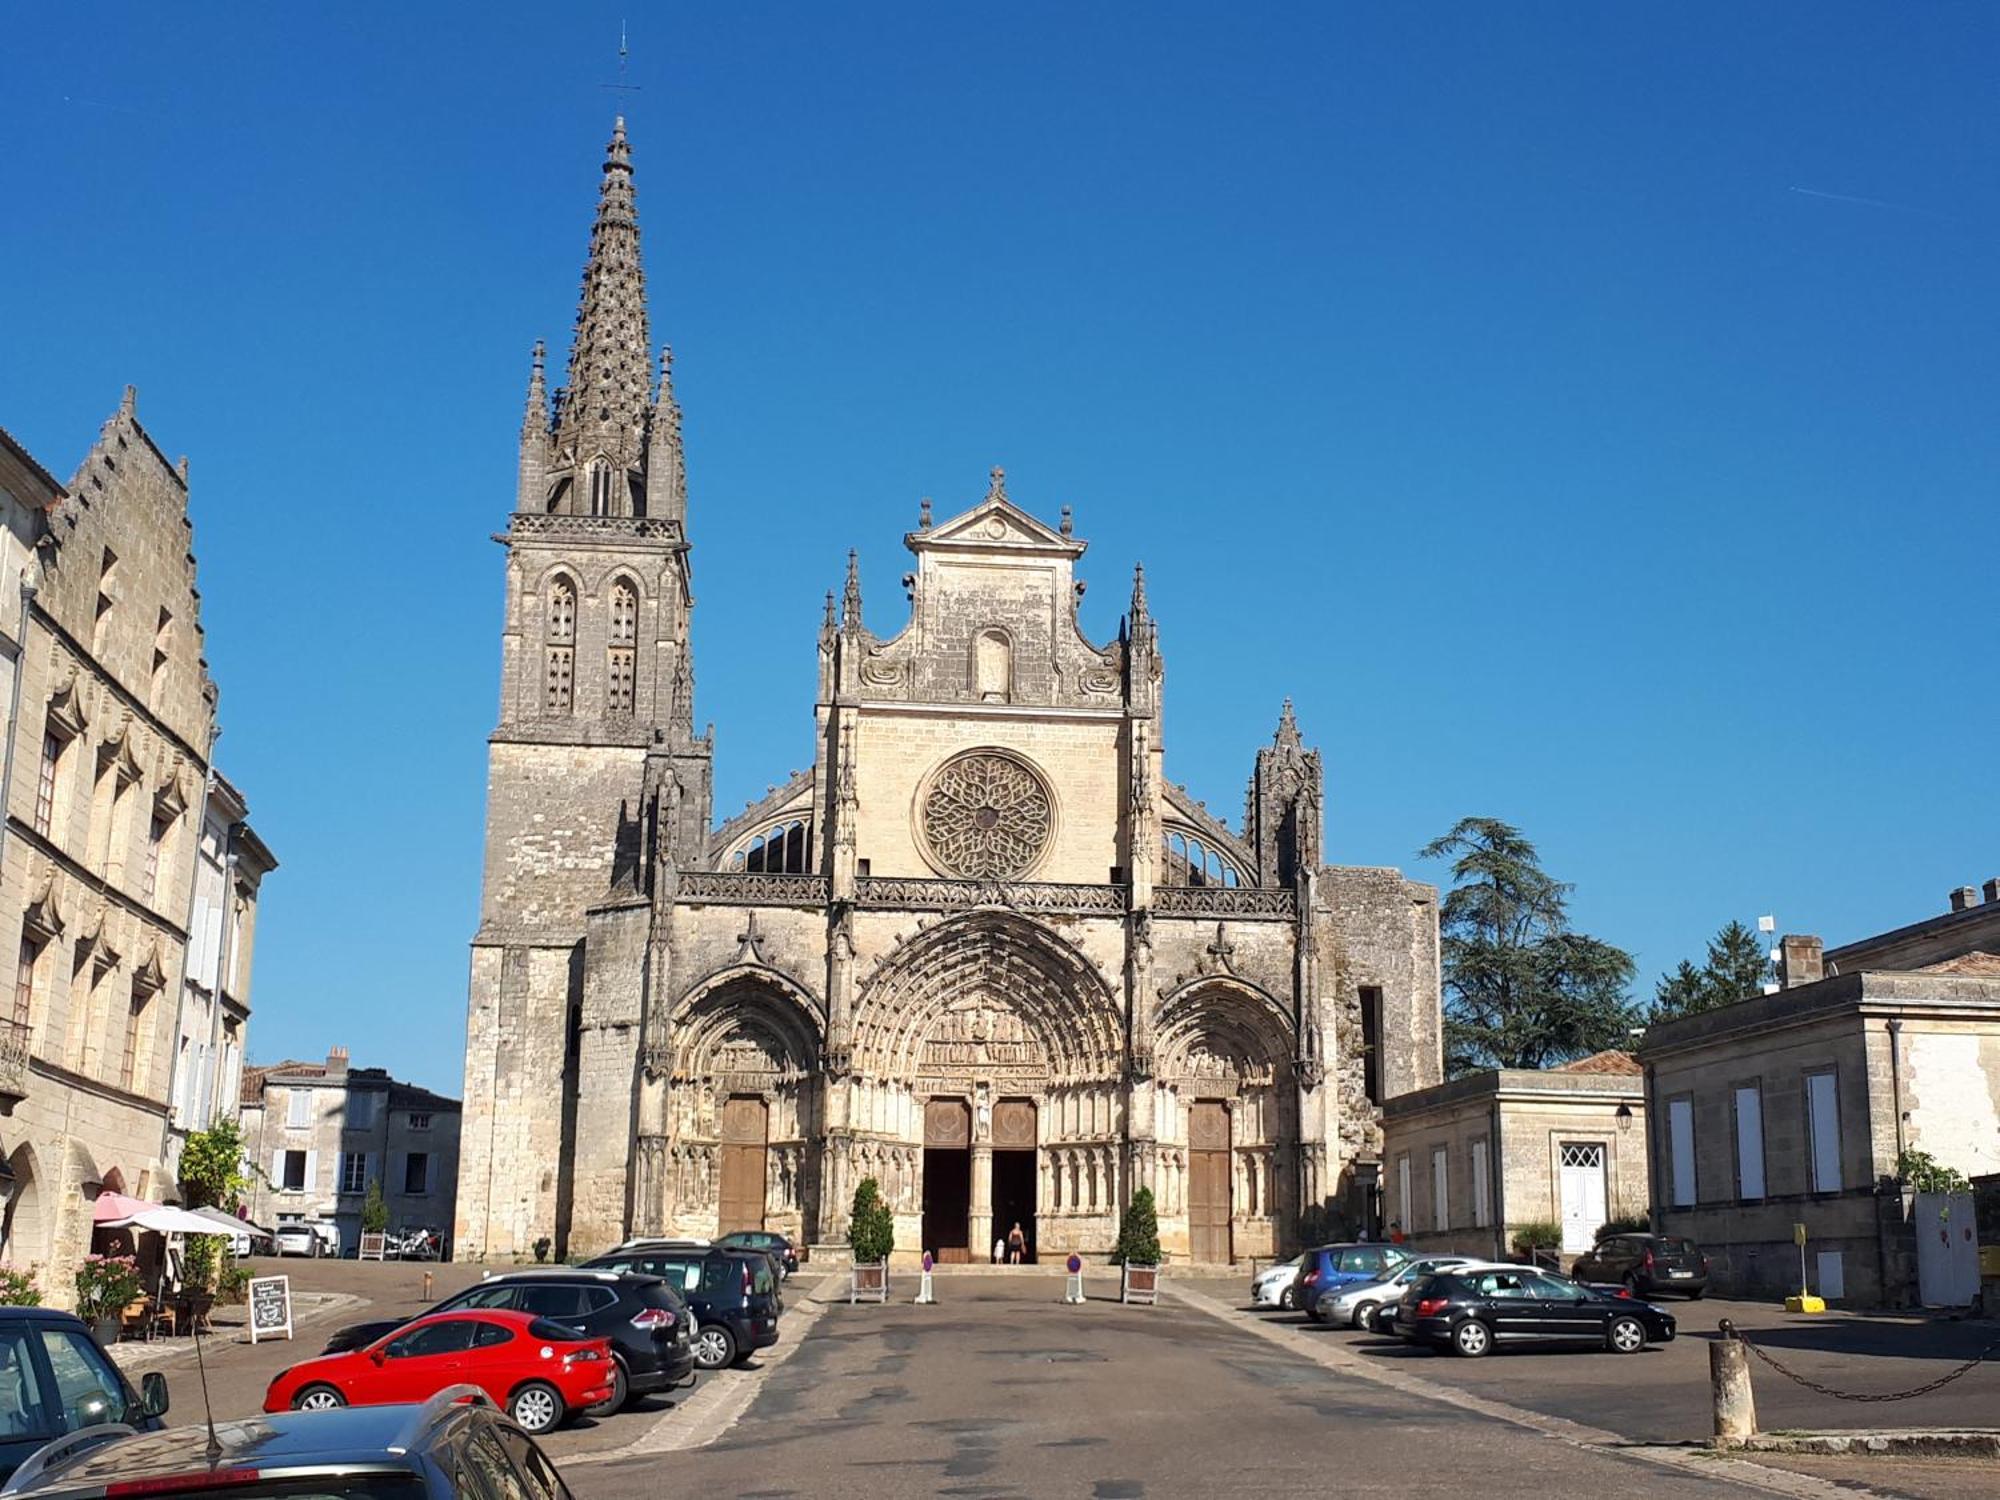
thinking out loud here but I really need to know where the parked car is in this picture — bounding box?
[0,1308,169,1484]
[1297,1244,1411,1322]
[272,1218,339,1258]
[267,1309,612,1433]
[3,1388,570,1500]
[1249,1255,1303,1310]
[1396,1266,1677,1357]
[320,1268,694,1414]
[585,1246,781,1371]
[1569,1233,1710,1299]
[1317,1254,1477,1329]
[716,1230,799,1279]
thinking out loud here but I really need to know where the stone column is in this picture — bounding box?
[970,1145,994,1258]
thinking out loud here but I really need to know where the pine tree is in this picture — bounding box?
[1421,817,1638,1072]
[1653,920,1768,1018]
[1112,1187,1161,1266]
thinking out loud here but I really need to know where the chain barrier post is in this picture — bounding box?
[1710,1319,1758,1446]
[1785,1222,1825,1313]
[915,1251,936,1305]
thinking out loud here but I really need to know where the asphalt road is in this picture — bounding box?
[563,1275,1794,1500]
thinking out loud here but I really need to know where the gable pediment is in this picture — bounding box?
[911,469,1085,559]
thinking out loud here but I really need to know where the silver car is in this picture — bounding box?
[1249,1255,1303,1310]
[1316,1254,1477,1330]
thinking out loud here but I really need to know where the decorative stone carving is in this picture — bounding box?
[916,749,1055,880]
[1154,885,1298,919]
[853,876,1125,916]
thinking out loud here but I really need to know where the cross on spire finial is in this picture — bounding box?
[1275,697,1301,748]
[987,465,1007,503]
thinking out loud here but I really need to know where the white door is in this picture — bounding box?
[1557,1143,1607,1255]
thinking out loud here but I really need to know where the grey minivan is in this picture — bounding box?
[0,1308,167,1483]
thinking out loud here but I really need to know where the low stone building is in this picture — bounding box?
[1639,883,2000,1306]
[1380,1051,1647,1261]
[0,403,274,1296]
[240,1048,461,1255]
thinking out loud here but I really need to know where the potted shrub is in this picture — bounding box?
[76,1254,142,1342]
[847,1178,894,1301]
[1113,1187,1162,1305]
[0,1267,39,1306]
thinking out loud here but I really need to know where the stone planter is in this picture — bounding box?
[92,1314,121,1344]
[848,1261,889,1304]
[1120,1264,1159,1306]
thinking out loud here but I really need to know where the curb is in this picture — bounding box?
[1164,1282,1902,1500]
[1722,1430,2000,1458]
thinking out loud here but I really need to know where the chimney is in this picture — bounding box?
[1779,934,1824,988]
[326,1045,350,1072]
[1983,878,2000,905]
[1950,886,1978,913]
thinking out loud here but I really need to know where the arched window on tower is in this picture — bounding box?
[607,579,638,716]
[545,576,576,715]
[973,627,1012,702]
[730,818,814,874]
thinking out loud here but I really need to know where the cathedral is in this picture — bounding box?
[453,120,1444,1264]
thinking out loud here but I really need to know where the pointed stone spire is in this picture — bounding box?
[646,344,685,523]
[516,341,550,511]
[553,116,652,479]
[119,385,136,419]
[841,550,863,630]
[1130,563,1149,621]
[820,589,838,651]
[1275,697,1301,748]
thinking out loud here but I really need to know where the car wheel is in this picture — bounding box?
[585,1360,629,1418]
[1279,1285,1299,1312]
[1686,1288,1705,1301]
[293,1384,345,1411]
[509,1381,564,1434]
[1355,1302,1380,1332]
[1607,1316,1647,1354]
[692,1323,737,1371]
[1452,1319,1492,1358]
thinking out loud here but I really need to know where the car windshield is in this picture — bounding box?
[1660,1237,1698,1255]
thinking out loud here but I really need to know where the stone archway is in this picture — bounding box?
[850,912,1123,1260]
[1154,979,1296,1264]
[660,971,822,1241]
[1,1143,45,1272]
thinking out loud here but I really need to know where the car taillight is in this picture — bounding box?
[1414,1298,1447,1318]
[743,1264,755,1296]
[109,1474,263,1497]
[1302,1270,1320,1285]
[563,1347,604,1366]
[631,1306,676,1330]
[1700,1255,1710,1271]
[1641,1250,1655,1270]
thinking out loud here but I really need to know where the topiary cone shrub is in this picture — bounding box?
[1112,1186,1161,1267]
[848,1177,895,1266]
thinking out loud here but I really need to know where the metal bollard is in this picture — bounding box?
[421,1270,434,1302]
[1709,1319,1757,1445]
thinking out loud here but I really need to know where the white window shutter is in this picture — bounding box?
[271,1150,284,1186]
[1669,1098,1696,1207]
[1734,1087,1765,1199]
[367,1152,379,1187]
[304,1149,319,1192]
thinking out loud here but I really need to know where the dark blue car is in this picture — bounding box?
[1297,1243,1411,1321]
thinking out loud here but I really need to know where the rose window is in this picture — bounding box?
[918,750,1055,879]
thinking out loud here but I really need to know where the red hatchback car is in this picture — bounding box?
[264,1310,613,1435]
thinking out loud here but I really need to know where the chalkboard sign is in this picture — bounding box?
[248,1275,292,1343]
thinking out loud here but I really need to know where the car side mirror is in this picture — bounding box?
[371,1349,387,1366]
[139,1372,170,1418]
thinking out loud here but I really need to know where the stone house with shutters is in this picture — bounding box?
[0,411,274,1298]
[239,1048,461,1254]
[1639,884,2000,1306]
[455,118,1445,1266]
[1380,1050,1648,1262]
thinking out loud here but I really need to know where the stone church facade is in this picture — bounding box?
[455,120,1444,1264]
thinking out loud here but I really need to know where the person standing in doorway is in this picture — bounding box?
[1006,1222,1027,1265]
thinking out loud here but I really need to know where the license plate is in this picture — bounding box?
[1668,1270,1693,1278]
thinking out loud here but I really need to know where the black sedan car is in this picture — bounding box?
[1568,1232,1710,1299]
[319,1268,695,1412]
[717,1229,799,1278]
[1398,1267,1675,1357]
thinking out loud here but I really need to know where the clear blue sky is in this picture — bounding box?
[4,4,1995,1094]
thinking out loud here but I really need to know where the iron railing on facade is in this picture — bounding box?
[0,1017,29,1097]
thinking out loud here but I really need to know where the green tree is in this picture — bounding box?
[1112,1186,1161,1266]
[361,1180,389,1235]
[1421,817,1639,1073]
[178,1118,251,1210]
[1652,920,1768,1019]
[847,1178,894,1265]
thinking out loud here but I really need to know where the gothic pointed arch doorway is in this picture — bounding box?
[852,912,1122,1262]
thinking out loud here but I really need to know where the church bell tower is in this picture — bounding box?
[456,118,709,1261]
